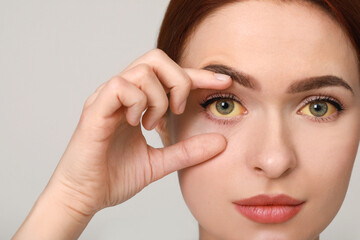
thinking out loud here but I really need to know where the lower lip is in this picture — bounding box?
[234,203,304,223]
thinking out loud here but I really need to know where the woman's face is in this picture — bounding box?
[167,1,360,239]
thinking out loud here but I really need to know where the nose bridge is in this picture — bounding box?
[249,108,297,179]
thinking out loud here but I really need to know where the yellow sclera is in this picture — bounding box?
[209,99,246,118]
[300,101,337,117]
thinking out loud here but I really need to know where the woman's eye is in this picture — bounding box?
[299,100,338,118]
[208,99,246,117]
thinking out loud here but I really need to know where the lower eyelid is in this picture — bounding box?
[299,111,341,123]
[202,109,245,125]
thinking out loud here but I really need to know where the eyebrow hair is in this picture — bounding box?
[202,64,354,95]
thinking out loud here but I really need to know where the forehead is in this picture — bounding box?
[180,1,359,89]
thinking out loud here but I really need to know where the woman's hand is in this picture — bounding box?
[13,49,231,239]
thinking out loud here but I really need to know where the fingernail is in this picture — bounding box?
[214,73,231,81]
[179,100,186,113]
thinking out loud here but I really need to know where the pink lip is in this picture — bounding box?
[233,194,305,224]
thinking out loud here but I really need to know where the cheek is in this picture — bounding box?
[295,114,360,227]
[298,110,359,191]
[177,153,245,239]
[172,110,252,237]
[177,159,226,218]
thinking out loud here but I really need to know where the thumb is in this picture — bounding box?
[148,133,227,182]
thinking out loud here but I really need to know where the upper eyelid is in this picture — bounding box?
[200,92,245,106]
[298,95,345,110]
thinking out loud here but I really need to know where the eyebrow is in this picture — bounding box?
[202,64,354,95]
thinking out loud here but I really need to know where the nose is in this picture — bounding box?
[247,112,297,179]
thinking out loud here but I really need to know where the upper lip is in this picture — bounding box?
[233,194,305,206]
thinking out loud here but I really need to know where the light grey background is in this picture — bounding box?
[1,1,359,239]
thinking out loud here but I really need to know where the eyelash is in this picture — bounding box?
[199,92,346,124]
[199,93,245,125]
[297,94,346,123]
[200,93,241,108]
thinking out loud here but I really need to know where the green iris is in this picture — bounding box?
[309,101,328,117]
[216,100,235,115]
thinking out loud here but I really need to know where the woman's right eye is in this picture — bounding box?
[202,98,247,118]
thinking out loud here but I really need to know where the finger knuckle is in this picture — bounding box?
[172,77,191,97]
[83,96,93,109]
[139,92,148,108]
[136,89,145,100]
[147,149,164,183]
[94,83,105,93]
[134,64,153,79]
[149,48,167,59]
[107,76,125,91]
[183,78,192,91]
[159,95,169,111]
[180,142,192,164]
[78,106,92,126]
[130,90,146,110]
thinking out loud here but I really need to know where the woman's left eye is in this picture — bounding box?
[299,97,344,119]
[205,98,246,118]
[299,101,338,118]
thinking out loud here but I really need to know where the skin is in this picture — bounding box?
[163,1,360,240]
[13,48,233,239]
[12,1,360,240]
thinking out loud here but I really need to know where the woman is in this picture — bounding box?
[13,0,360,239]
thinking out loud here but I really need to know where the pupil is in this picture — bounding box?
[221,102,229,109]
[216,100,235,115]
[314,104,322,111]
[310,102,328,116]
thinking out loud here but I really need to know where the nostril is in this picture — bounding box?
[282,167,292,177]
[254,167,262,172]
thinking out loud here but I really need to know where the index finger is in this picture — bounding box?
[125,50,232,91]
[183,68,233,90]
[124,49,232,114]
